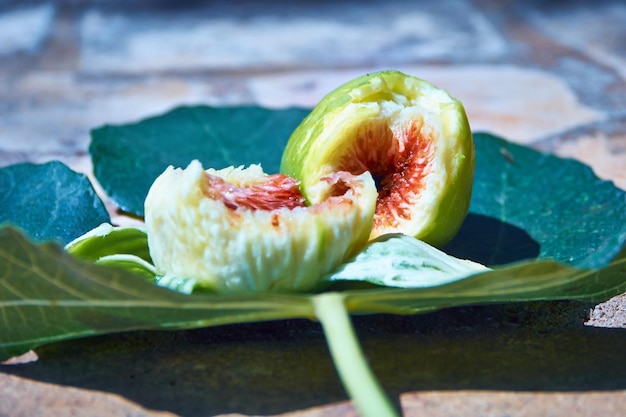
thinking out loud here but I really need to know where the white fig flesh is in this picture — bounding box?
[144,160,377,292]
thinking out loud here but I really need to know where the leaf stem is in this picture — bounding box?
[313,293,400,417]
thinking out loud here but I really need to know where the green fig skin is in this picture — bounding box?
[280,70,475,248]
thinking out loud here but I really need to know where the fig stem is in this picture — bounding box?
[313,293,400,417]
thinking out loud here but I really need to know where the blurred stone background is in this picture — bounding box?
[1,1,625,416]
[1,0,625,188]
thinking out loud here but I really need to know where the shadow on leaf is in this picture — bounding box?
[444,213,540,266]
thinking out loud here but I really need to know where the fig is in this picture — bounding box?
[281,70,474,247]
[144,160,377,292]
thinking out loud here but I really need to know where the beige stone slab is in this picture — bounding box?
[551,132,626,191]
[588,293,626,328]
[1,64,601,160]
[270,391,626,417]
[3,370,623,417]
[527,2,626,79]
[400,391,626,417]
[247,65,601,143]
[4,372,623,417]
[0,373,176,417]
[77,2,506,73]
[0,4,54,55]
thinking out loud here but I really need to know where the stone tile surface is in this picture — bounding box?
[276,391,626,417]
[1,373,177,417]
[526,1,626,78]
[0,3,54,54]
[246,65,601,142]
[1,0,625,416]
[75,0,508,72]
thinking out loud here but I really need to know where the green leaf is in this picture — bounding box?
[445,133,626,269]
[90,105,311,215]
[327,234,490,288]
[95,254,157,281]
[1,225,625,361]
[154,274,200,295]
[0,161,110,245]
[65,222,196,292]
[341,254,626,316]
[65,223,151,263]
[0,226,314,360]
[65,224,157,281]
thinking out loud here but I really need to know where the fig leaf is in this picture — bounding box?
[0,161,110,245]
[65,223,151,263]
[457,133,626,269]
[90,106,310,215]
[0,226,315,360]
[2,225,626,361]
[326,233,490,288]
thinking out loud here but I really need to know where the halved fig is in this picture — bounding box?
[144,160,377,292]
[281,70,474,247]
